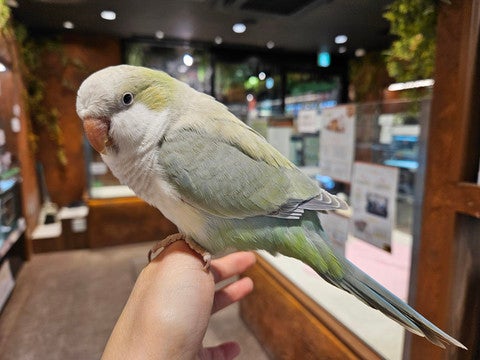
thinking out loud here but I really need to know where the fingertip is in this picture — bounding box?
[242,276,254,293]
[244,251,257,265]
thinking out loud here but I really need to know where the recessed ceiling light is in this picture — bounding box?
[214,36,223,45]
[155,31,164,39]
[63,21,74,29]
[183,54,194,67]
[335,35,348,44]
[232,23,246,34]
[355,48,366,57]
[246,94,254,102]
[258,71,266,80]
[266,41,275,49]
[338,46,347,54]
[101,10,116,21]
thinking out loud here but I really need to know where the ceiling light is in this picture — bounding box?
[214,36,223,45]
[258,71,266,80]
[100,10,116,21]
[183,54,194,67]
[0,62,7,72]
[63,21,74,29]
[355,48,366,57]
[232,23,246,34]
[335,35,348,44]
[246,94,254,102]
[155,31,164,39]
[338,46,347,54]
[266,41,275,49]
[388,79,435,91]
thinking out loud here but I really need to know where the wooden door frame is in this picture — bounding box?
[405,0,480,358]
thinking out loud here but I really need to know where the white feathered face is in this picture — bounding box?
[76,64,175,155]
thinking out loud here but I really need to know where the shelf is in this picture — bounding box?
[0,218,26,259]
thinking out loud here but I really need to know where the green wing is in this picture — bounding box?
[157,117,321,219]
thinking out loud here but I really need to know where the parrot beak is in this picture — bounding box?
[83,117,112,154]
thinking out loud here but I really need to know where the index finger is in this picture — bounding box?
[210,251,256,283]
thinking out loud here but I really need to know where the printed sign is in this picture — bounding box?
[319,105,356,183]
[350,162,399,250]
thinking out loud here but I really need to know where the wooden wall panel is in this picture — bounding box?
[38,35,121,207]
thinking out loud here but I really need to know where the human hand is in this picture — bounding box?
[102,240,256,360]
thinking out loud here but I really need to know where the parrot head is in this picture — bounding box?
[76,65,176,155]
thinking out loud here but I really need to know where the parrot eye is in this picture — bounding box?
[122,92,134,106]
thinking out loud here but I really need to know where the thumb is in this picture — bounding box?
[197,341,241,360]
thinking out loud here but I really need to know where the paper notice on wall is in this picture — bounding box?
[319,212,349,256]
[350,162,399,251]
[297,109,321,134]
[319,105,356,183]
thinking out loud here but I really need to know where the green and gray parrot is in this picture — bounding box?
[76,65,465,349]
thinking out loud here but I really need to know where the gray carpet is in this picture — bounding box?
[0,243,269,359]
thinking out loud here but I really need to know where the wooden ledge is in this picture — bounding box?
[240,254,381,359]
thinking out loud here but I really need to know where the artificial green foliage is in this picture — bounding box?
[14,24,68,167]
[0,0,10,33]
[383,0,439,82]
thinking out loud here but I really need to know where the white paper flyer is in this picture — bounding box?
[350,162,399,250]
[319,105,356,183]
[297,109,321,134]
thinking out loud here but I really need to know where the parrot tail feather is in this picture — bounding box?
[294,227,467,349]
[323,259,467,349]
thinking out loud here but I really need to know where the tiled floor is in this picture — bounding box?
[0,243,269,360]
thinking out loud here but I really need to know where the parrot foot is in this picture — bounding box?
[148,233,186,262]
[184,236,212,270]
[147,234,211,269]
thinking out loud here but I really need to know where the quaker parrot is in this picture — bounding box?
[76,65,465,349]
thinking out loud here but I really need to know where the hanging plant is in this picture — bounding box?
[14,24,69,167]
[0,0,10,33]
[383,0,442,82]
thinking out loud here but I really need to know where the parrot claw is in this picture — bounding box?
[184,236,212,270]
[147,234,211,270]
[202,253,212,270]
[148,233,186,262]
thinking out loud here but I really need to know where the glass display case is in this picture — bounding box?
[87,42,213,199]
[84,142,135,199]
[214,59,283,120]
[125,42,212,94]
[257,99,430,359]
